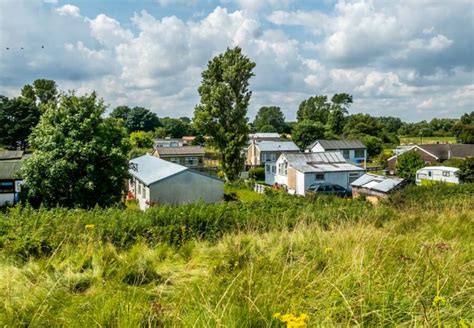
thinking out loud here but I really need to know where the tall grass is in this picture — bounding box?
[0,184,473,326]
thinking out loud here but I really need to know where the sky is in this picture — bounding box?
[0,0,473,122]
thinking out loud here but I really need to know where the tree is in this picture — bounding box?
[160,117,192,138]
[0,96,41,150]
[253,106,286,133]
[456,158,474,183]
[21,92,130,208]
[130,131,154,149]
[343,114,382,137]
[453,112,474,144]
[330,93,352,114]
[21,79,58,108]
[396,151,425,183]
[296,95,330,124]
[110,105,132,120]
[292,121,325,150]
[360,135,383,158]
[194,47,255,181]
[326,109,345,135]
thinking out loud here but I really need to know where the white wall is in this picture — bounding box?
[0,194,14,207]
[416,168,459,185]
[301,171,363,195]
[310,143,326,152]
[149,170,224,206]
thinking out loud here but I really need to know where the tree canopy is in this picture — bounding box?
[292,121,325,150]
[21,79,58,108]
[253,106,286,133]
[456,158,474,183]
[22,92,130,208]
[396,151,425,183]
[194,46,255,181]
[110,106,160,133]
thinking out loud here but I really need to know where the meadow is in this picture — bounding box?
[0,184,473,327]
[399,136,456,145]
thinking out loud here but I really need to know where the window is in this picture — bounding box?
[0,180,14,193]
[278,161,288,176]
[266,163,271,173]
[137,183,142,197]
[342,150,350,159]
[315,173,325,180]
[428,171,432,177]
[442,171,450,177]
[348,172,360,184]
[169,157,179,164]
[185,157,199,166]
[271,165,276,174]
[354,149,365,158]
[142,185,146,198]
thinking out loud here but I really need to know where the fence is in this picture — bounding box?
[253,183,268,194]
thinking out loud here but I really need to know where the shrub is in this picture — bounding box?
[248,167,265,181]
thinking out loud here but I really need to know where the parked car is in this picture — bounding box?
[306,182,352,197]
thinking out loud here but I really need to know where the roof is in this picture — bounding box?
[308,140,366,150]
[418,144,474,160]
[154,146,205,156]
[0,150,24,161]
[0,160,22,179]
[283,152,364,173]
[418,166,459,172]
[256,141,299,152]
[351,173,405,193]
[129,155,188,186]
[249,133,280,139]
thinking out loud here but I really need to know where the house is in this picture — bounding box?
[248,132,281,144]
[128,155,224,210]
[416,166,459,185]
[152,146,206,168]
[246,140,300,167]
[182,136,196,145]
[387,144,474,175]
[0,150,26,206]
[351,174,405,204]
[306,140,367,166]
[155,138,184,148]
[268,152,365,195]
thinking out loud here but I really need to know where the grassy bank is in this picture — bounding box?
[1,184,473,326]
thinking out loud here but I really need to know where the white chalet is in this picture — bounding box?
[268,152,365,195]
[415,166,459,185]
[306,140,367,167]
[128,155,224,210]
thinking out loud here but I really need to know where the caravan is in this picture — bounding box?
[416,166,459,185]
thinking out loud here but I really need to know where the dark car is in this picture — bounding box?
[306,182,352,197]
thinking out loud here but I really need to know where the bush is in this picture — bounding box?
[248,167,265,181]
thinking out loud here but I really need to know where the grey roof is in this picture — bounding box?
[308,140,366,150]
[0,150,24,161]
[283,152,364,173]
[249,133,280,139]
[256,141,299,152]
[129,155,188,186]
[154,146,205,156]
[418,144,474,160]
[0,160,22,179]
[351,173,404,193]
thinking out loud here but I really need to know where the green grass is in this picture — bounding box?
[225,183,265,202]
[399,136,456,145]
[0,184,473,326]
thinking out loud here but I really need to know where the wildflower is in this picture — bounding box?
[274,312,309,328]
[432,295,446,306]
[85,224,95,230]
[324,247,333,254]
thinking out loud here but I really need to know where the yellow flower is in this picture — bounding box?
[324,247,333,254]
[432,295,446,306]
[273,312,282,319]
[85,224,95,230]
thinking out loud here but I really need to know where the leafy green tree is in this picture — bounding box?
[396,151,425,183]
[360,135,383,158]
[160,117,192,138]
[331,93,352,113]
[453,112,474,144]
[343,114,382,137]
[376,116,403,134]
[456,158,474,183]
[130,131,154,149]
[21,92,130,208]
[110,105,132,120]
[126,107,160,133]
[194,47,255,181]
[297,95,330,124]
[0,96,41,150]
[253,106,286,133]
[326,108,345,135]
[21,79,58,108]
[292,120,325,150]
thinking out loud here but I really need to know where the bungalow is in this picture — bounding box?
[0,150,26,206]
[128,155,223,210]
[248,132,281,144]
[246,140,300,167]
[416,166,459,185]
[155,138,184,148]
[387,144,474,175]
[351,174,405,204]
[269,152,365,195]
[152,146,206,168]
[306,140,367,166]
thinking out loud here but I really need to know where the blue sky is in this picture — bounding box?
[1,0,473,122]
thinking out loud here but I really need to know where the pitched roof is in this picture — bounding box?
[308,140,366,150]
[129,155,188,186]
[0,160,22,179]
[154,146,205,156]
[283,152,364,173]
[418,144,474,160]
[256,141,299,152]
[0,150,24,161]
[351,173,405,193]
[249,133,280,139]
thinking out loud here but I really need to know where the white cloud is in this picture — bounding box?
[55,4,81,17]
[88,14,133,47]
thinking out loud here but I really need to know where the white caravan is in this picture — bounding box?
[415,166,459,185]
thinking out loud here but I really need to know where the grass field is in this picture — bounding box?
[0,184,473,326]
[399,136,456,145]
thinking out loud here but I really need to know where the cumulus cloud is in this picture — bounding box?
[55,4,81,17]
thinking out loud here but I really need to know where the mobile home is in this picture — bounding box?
[415,166,459,185]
